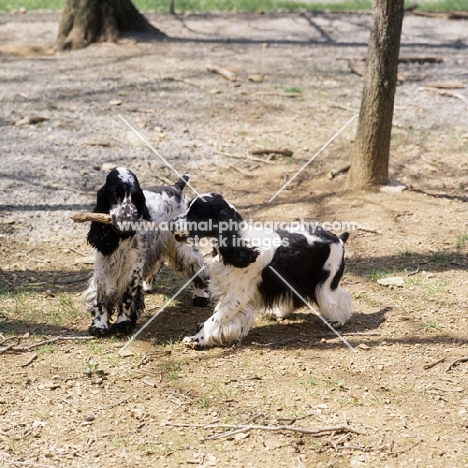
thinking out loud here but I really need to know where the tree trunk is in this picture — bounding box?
[57,0,165,51]
[347,0,405,190]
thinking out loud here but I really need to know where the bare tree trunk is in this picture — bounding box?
[347,0,405,190]
[57,0,165,51]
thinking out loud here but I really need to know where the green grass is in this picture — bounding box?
[421,320,444,331]
[456,234,468,249]
[0,0,466,13]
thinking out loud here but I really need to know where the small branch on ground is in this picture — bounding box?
[419,86,467,102]
[165,77,204,90]
[218,151,276,165]
[21,353,38,368]
[357,225,382,235]
[96,396,132,411]
[446,357,468,372]
[153,174,175,186]
[206,65,237,81]
[0,336,94,354]
[166,422,365,439]
[251,148,293,157]
[71,213,112,224]
[423,357,445,370]
[229,165,253,177]
[328,164,351,179]
[413,10,468,20]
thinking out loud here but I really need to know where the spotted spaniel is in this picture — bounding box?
[172,193,353,348]
[83,168,210,337]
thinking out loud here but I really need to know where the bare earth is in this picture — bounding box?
[1,11,468,468]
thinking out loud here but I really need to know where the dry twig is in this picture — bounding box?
[206,65,237,81]
[446,356,468,372]
[21,353,38,368]
[328,163,351,179]
[420,86,467,102]
[251,148,293,157]
[228,165,253,177]
[423,357,445,370]
[218,151,276,165]
[0,335,94,354]
[167,422,364,439]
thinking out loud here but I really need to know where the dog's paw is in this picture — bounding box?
[88,325,111,338]
[182,335,203,350]
[192,296,210,307]
[110,321,135,336]
[327,320,344,330]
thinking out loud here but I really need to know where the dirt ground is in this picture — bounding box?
[1,10,468,468]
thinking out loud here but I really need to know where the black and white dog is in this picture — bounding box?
[171,193,353,348]
[83,168,210,337]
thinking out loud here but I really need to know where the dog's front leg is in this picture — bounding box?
[88,288,112,337]
[183,295,253,349]
[111,268,145,335]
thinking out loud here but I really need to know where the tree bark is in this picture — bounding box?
[57,0,165,51]
[347,0,405,190]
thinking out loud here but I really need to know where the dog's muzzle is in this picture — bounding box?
[110,203,139,232]
[171,218,190,243]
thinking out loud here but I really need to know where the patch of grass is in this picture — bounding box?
[86,340,106,354]
[36,343,55,354]
[456,234,468,249]
[353,291,378,307]
[300,376,318,387]
[284,86,303,94]
[421,320,444,331]
[56,294,82,319]
[2,0,465,13]
[406,276,447,295]
[429,251,453,266]
[162,358,188,380]
[365,267,407,282]
[197,395,212,408]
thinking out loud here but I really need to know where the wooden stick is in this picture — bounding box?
[446,356,468,372]
[167,422,365,437]
[72,213,112,224]
[21,353,38,368]
[206,65,237,81]
[153,174,174,186]
[419,86,467,103]
[0,336,94,354]
[424,81,464,89]
[328,163,351,179]
[228,165,253,177]
[218,151,276,165]
[413,10,468,20]
[398,55,443,64]
[423,357,445,370]
[251,148,293,157]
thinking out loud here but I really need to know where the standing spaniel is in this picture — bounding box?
[171,193,353,348]
[83,168,209,337]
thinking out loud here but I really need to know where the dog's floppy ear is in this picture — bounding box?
[134,189,150,221]
[87,185,120,255]
[219,239,260,269]
[93,186,110,214]
[339,232,349,243]
[174,174,189,192]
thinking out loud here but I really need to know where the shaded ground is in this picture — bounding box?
[1,11,468,468]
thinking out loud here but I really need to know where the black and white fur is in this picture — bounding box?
[83,168,210,337]
[171,193,353,348]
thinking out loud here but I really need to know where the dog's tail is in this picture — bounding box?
[174,174,189,191]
